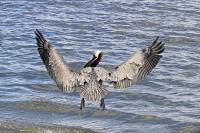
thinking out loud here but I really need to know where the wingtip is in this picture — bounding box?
[149,36,165,54]
[154,36,159,43]
[156,36,159,41]
[35,29,38,33]
[35,29,45,39]
[34,29,48,47]
[35,29,41,35]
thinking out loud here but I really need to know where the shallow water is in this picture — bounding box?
[1,0,200,133]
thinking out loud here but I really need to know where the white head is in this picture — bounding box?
[94,50,102,58]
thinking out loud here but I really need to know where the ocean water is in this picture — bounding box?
[0,0,200,132]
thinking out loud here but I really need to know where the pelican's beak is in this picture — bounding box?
[99,51,103,58]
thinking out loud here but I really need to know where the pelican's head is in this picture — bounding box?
[83,50,103,68]
[93,50,103,58]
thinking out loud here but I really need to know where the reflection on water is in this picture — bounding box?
[0,0,200,133]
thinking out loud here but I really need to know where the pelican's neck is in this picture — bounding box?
[83,54,102,68]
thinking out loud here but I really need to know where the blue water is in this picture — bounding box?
[0,0,200,132]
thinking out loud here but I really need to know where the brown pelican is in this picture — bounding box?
[35,29,165,110]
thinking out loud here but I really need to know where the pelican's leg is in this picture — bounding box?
[100,98,105,110]
[80,98,85,110]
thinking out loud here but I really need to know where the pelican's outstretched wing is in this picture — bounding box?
[35,29,108,101]
[35,29,80,92]
[109,37,165,88]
